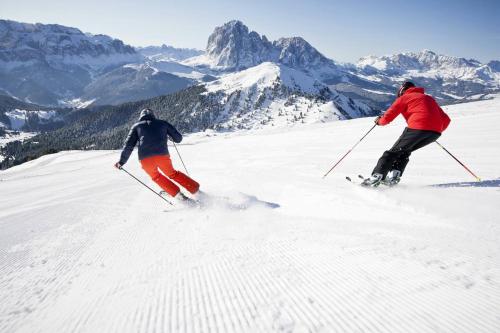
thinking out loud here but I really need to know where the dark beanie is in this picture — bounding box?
[139,108,155,119]
[397,81,415,97]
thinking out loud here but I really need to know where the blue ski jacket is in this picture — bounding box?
[119,114,182,165]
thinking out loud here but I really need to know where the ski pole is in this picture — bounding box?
[120,167,173,205]
[322,123,377,179]
[171,141,189,175]
[435,141,481,181]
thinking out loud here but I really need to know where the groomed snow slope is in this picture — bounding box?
[0,97,499,332]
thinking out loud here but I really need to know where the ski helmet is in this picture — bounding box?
[139,107,155,119]
[397,81,415,97]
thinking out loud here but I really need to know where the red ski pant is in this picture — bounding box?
[140,154,199,197]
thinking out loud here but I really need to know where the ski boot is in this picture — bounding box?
[361,173,383,187]
[383,170,401,186]
[174,192,199,208]
[192,190,209,203]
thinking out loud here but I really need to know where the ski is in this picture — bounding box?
[346,174,399,188]
[346,174,384,187]
[160,191,204,209]
[345,175,363,185]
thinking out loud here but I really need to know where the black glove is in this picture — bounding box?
[114,162,123,169]
[374,115,382,125]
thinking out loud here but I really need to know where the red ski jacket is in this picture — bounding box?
[378,87,451,133]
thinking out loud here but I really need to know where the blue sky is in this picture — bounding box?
[2,0,499,63]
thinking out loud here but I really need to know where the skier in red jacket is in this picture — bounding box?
[362,81,451,186]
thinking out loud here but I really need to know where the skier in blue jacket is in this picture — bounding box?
[115,108,200,203]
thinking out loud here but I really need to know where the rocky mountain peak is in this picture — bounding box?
[273,37,333,70]
[200,20,336,73]
[205,20,274,70]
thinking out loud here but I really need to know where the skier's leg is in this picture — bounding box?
[391,153,410,175]
[156,155,200,194]
[372,150,403,178]
[170,172,200,194]
[392,130,441,175]
[141,156,180,197]
[372,128,414,178]
[410,131,441,151]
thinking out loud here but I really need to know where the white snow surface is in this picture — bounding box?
[0,97,499,332]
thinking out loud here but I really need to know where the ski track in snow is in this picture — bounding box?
[1,98,500,332]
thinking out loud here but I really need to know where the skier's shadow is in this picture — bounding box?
[242,193,281,209]
[431,178,500,188]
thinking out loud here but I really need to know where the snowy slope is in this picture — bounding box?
[0,97,499,332]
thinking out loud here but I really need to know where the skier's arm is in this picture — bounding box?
[118,126,139,165]
[378,98,406,126]
[164,121,182,143]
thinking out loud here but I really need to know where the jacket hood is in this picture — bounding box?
[139,107,156,121]
[139,114,156,121]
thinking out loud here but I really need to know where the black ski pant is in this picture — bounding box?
[372,127,441,178]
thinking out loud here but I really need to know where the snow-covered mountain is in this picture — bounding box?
[2,18,498,118]
[137,44,203,61]
[343,50,500,105]
[0,20,200,107]
[0,19,141,70]
[0,19,376,132]
[182,21,499,109]
[202,62,374,130]
[0,19,145,105]
[357,50,499,85]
